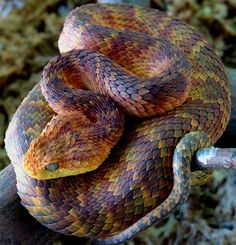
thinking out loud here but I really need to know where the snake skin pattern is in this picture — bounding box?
[5,4,231,244]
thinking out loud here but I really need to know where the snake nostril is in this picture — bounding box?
[45,162,59,172]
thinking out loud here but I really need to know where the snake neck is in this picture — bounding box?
[41,48,192,118]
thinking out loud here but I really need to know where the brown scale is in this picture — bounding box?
[5,3,231,244]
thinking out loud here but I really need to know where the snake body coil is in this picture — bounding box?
[5,4,231,244]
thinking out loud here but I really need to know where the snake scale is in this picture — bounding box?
[5,3,231,244]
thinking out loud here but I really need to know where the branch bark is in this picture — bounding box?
[195,148,236,170]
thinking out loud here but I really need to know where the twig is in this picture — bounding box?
[194,147,236,171]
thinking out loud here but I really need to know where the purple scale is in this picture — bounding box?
[127,87,137,95]
[117,85,126,92]
[120,91,130,99]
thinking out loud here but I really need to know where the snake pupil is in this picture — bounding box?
[45,162,58,172]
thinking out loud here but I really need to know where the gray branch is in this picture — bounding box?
[195,148,236,171]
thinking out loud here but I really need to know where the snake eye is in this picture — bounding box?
[45,162,58,172]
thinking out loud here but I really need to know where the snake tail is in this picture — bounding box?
[95,131,210,244]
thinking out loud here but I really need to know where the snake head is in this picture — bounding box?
[23,113,123,180]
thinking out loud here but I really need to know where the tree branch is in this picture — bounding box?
[194,147,236,171]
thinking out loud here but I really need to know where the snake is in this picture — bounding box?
[5,3,231,244]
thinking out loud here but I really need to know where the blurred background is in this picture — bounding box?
[0,0,236,244]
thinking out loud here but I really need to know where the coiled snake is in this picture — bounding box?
[5,4,231,244]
